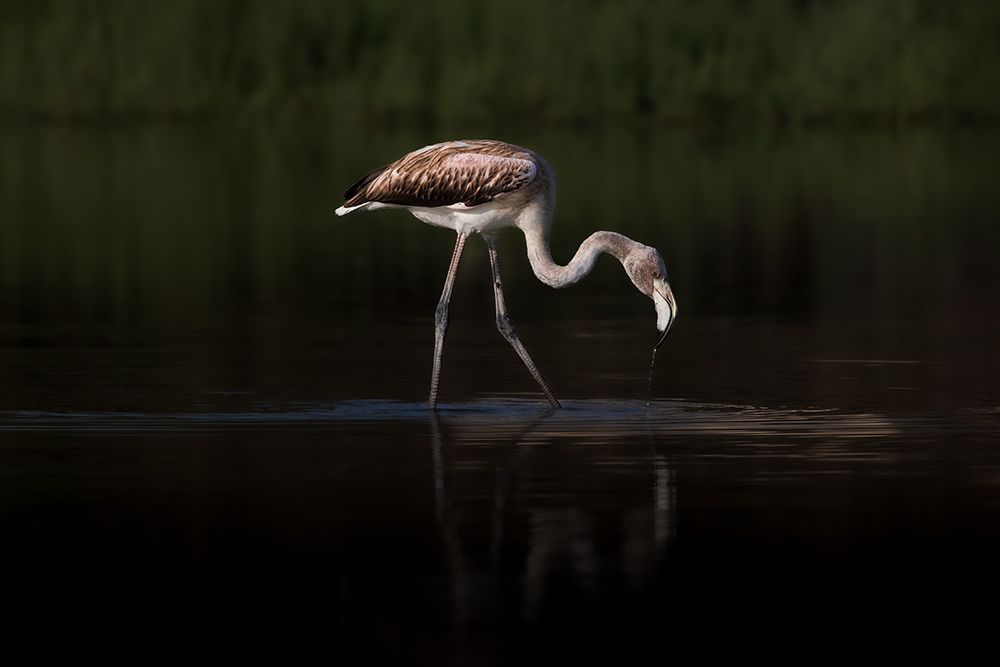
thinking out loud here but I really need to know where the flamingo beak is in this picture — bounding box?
[652,278,677,349]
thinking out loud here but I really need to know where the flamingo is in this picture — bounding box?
[336,140,677,409]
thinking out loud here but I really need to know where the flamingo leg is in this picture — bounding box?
[430,232,468,409]
[485,237,560,408]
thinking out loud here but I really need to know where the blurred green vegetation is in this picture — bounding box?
[1,0,998,124]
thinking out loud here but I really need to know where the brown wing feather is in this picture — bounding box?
[342,140,537,209]
[343,165,389,201]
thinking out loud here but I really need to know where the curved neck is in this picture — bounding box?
[520,221,641,289]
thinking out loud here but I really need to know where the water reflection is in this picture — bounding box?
[1,396,999,660]
[429,405,674,624]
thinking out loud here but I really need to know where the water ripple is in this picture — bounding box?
[0,398,955,441]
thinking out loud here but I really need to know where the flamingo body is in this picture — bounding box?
[337,140,676,408]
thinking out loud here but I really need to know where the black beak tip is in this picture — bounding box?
[655,325,671,349]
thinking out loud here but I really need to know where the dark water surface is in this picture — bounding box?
[1,125,999,660]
